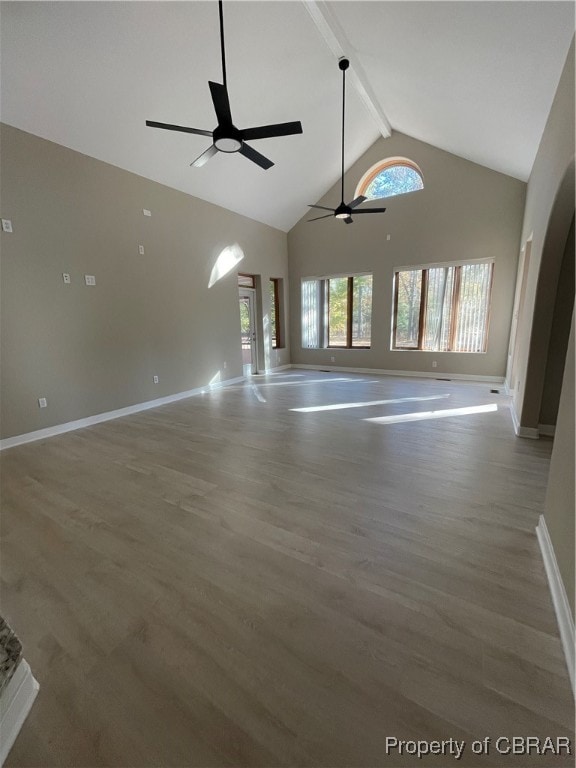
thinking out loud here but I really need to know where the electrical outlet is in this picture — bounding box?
[330,356,335,362]
[432,360,437,368]
[138,245,145,255]
[153,375,159,384]
[38,397,47,408]
[386,234,391,241]
[84,275,96,286]
[223,361,227,369]
[62,273,71,284]
[1,219,13,233]
[143,209,152,217]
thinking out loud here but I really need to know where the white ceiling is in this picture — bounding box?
[1,2,573,232]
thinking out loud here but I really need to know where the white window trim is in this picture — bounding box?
[301,271,372,282]
[393,257,494,273]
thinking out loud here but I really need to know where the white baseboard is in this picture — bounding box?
[536,515,575,698]
[538,423,556,437]
[264,364,292,373]
[290,364,505,384]
[510,401,540,439]
[0,660,39,766]
[0,376,245,451]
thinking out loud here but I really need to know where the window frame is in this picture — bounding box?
[301,273,373,350]
[269,277,284,350]
[238,273,256,288]
[392,260,494,353]
[355,156,424,201]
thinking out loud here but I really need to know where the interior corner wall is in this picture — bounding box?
[539,215,575,426]
[510,37,575,428]
[0,124,290,440]
[544,308,575,619]
[287,131,525,378]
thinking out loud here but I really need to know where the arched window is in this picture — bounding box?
[355,157,424,201]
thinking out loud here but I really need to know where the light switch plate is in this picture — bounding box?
[143,209,151,217]
[62,273,71,284]
[2,219,13,233]
[139,245,145,255]
[85,275,96,286]
[38,397,47,408]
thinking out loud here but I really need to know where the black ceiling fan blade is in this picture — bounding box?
[146,120,212,137]
[239,143,274,170]
[344,217,354,224]
[353,208,387,214]
[190,144,218,167]
[348,195,367,209]
[240,121,303,141]
[308,214,334,222]
[209,81,233,126]
[308,204,335,212]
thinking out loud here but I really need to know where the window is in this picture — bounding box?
[269,278,284,349]
[355,157,424,201]
[238,273,255,288]
[302,279,320,349]
[302,274,373,349]
[392,261,493,353]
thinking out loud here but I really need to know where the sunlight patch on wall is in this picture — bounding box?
[208,244,245,288]
[200,371,223,393]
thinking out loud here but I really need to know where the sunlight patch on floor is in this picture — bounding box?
[290,394,450,413]
[250,384,267,403]
[364,403,498,425]
[246,377,371,388]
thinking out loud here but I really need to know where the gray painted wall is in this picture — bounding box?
[508,37,575,620]
[0,124,289,439]
[287,131,525,377]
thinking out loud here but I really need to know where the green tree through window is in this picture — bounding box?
[356,158,424,201]
[301,275,373,349]
[393,262,493,352]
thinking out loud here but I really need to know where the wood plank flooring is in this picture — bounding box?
[1,372,573,767]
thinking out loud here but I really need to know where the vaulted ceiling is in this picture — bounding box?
[1,1,573,231]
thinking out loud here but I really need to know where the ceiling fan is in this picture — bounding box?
[308,58,386,224]
[146,0,303,170]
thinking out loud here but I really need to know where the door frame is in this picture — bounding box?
[239,287,258,375]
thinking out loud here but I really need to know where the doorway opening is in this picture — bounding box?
[519,158,575,433]
[238,274,258,376]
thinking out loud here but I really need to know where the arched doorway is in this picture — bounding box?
[538,215,575,431]
[520,158,575,432]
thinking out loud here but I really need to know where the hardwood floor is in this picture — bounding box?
[1,372,573,767]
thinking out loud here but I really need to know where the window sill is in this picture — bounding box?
[301,347,372,351]
[391,348,487,354]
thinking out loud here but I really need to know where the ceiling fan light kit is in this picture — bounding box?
[307,57,387,225]
[145,4,387,224]
[146,0,303,170]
